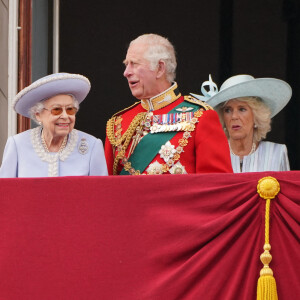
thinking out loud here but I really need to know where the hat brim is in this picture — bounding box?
[14,73,91,118]
[206,78,292,118]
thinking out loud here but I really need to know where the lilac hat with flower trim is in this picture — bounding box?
[14,73,91,118]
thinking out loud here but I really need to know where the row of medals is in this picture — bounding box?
[148,112,197,134]
[127,111,197,158]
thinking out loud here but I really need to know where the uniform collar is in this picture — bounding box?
[141,82,181,112]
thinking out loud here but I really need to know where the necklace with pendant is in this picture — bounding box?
[229,142,256,172]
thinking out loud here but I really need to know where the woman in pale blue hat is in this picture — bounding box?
[0,73,108,177]
[192,74,292,172]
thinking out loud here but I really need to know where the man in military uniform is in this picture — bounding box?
[105,33,232,175]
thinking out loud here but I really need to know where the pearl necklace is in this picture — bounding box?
[229,142,256,157]
[41,131,68,153]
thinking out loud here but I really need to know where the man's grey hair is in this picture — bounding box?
[130,33,177,83]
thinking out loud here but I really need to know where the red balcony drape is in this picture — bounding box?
[0,171,299,299]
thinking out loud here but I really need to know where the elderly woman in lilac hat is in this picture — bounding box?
[0,73,108,177]
[192,74,292,172]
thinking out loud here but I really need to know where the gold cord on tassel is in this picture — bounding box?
[256,176,280,300]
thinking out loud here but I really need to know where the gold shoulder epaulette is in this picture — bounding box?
[111,101,141,117]
[184,95,214,111]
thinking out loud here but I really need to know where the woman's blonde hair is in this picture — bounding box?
[215,97,271,143]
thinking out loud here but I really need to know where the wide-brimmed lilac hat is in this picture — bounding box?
[14,73,91,118]
[191,74,292,118]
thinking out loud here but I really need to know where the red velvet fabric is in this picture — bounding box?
[0,171,299,299]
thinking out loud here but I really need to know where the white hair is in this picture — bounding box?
[129,33,177,83]
[29,94,79,124]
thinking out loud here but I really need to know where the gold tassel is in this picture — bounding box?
[256,176,280,300]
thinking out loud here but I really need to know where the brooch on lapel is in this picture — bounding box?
[78,138,89,155]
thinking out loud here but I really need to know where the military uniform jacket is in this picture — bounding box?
[105,83,232,175]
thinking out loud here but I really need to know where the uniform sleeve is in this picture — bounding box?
[89,138,108,176]
[0,136,18,178]
[104,136,114,175]
[280,144,290,171]
[195,110,233,173]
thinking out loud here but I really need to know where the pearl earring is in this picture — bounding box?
[254,124,258,128]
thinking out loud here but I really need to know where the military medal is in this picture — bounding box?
[150,111,199,133]
[146,161,164,175]
[159,141,176,163]
[169,162,187,174]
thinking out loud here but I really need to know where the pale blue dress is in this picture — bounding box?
[0,127,108,177]
[230,141,290,173]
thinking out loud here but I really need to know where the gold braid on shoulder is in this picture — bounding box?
[184,95,213,111]
[111,101,141,117]
[106,112,147,175]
